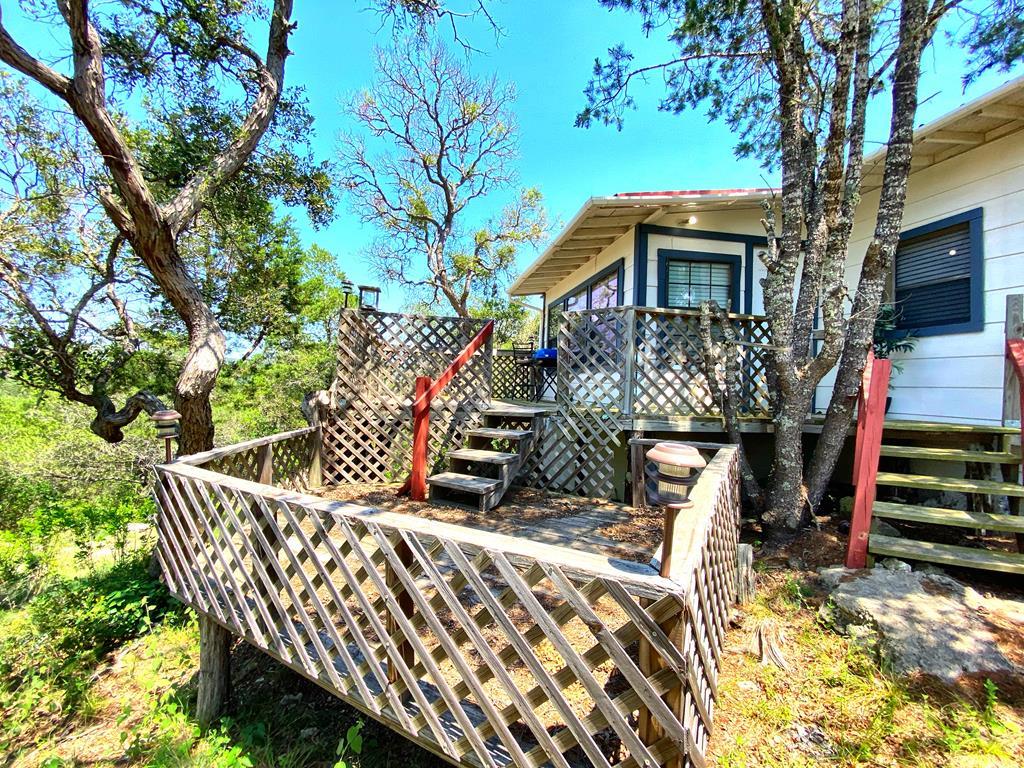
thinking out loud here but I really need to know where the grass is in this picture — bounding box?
[710,561,1023,767]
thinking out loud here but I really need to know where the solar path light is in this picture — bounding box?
[151,409,182,463]
[647,441,707,577]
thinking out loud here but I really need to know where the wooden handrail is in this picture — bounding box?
[412,320,495,416]
[846,350,892,568]
[403,320,494,500]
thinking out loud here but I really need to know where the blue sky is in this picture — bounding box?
[5,2,1020,312]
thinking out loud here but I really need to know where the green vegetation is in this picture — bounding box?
[712,568,1023,767]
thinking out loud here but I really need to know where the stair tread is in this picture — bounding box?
[879,445,1022,463]
[482,406,548,417]
[873,501,1024,532]
[467,427,533,440]
[875,471,1024,497]
[868,534,1024,575]
[448,448,520,465]
[881,420,1019,435]
[426,472,501,493]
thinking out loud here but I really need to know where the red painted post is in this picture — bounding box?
[845,353,892,568]
[1008,339,1024,453]
[410,375,432,501]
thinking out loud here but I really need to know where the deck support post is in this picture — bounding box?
[846,352,891,568]
[385,535,416,688]
[196,615,231,728]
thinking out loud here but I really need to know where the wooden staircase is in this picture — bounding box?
[426,404,547,511]
[866,424,1024,574]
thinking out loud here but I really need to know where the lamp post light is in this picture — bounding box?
[340,280,355,309]
[358,284,380,311]
[151,409,182,463]
[646,441,707,576]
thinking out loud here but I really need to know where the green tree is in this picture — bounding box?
[580,0,1024,529]
[340,41,548,317]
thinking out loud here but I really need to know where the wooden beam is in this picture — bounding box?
[980,105,1024,121]
[573,226,631,237]
[920,129,984,145]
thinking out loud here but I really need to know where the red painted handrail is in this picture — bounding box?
[846,350,892,568]
[401,320,495,500]
[1008,339,1024,453]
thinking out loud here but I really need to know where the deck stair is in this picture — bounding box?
[425,404,547,511]
[866,422,1024,574]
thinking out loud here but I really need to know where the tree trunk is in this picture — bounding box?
[764,393,814,529]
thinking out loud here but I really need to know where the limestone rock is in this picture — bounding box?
[877,557,912,573]
[821,567,1016,680]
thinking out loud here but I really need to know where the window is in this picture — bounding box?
[544,260,624,346]
[657,250,741,311]
[894,208,983,336]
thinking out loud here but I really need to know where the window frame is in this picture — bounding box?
[544,259,624,346]
[893,207,984,337]
[656,249,742,313]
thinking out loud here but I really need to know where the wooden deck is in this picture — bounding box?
[317,483,664,564]
[154,422,744,768]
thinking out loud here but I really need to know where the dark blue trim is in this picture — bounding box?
[656,249,742,312]
[895,207,984,337]
[633,226,648,307]
[632,223,768,308]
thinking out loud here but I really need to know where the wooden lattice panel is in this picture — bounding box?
[492,351,533,402]
[321,311,492,485]
[153,462,727,768]
[630,310,772,420]
[180,427,320,492]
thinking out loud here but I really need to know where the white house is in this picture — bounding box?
[509,76,1024,426]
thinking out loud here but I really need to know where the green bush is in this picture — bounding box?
[0,554,180,712]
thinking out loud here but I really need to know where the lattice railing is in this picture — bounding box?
[554,307,772,422]
[152,444,742,768]
[320,311,492,485]
[178,426,320,492]
[492,350,533,402]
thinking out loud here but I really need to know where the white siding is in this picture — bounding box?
[815,129,1024,424]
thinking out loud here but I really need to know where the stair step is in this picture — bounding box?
[448,448,520,465]
[879,446,1022,464]
[482,406,548,418]
[425,472,501,494]
[868,534,1024,575]
[875,472,1024,497]
[873,501,1024,532]
[881,420,1019,435]
[466,427,534,441]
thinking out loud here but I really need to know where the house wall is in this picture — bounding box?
[541,207,769,324]
[815,129,1024,424]
[641,209,768,314]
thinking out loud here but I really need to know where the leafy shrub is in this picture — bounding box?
[0,554,181,713]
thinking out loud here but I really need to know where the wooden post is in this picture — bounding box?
[256,443,273,485]
[196,615,232,727]
[735,543,755,604]
[622,307,637,418]
[1003,294,1023,442]
[410,375,432,501]
[1003,295,1024,550]
[385,536,416,687]
[308,426,323,489]
[846,353,891,568]
[630,432,647,508]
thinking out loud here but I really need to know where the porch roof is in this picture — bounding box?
[511,76,1024,299]
[508,188,776,296]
